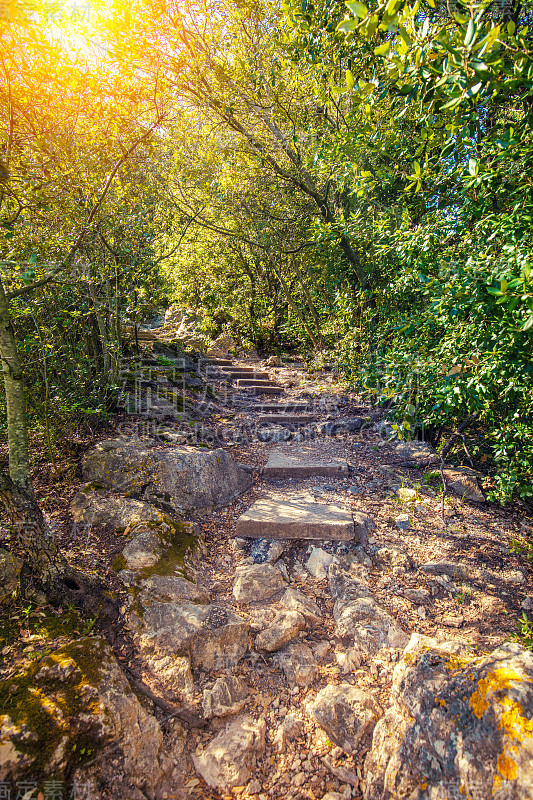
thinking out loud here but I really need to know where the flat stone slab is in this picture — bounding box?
[258,414,317,425]
[264,448,349,478]
[237,379,280,388]
[253,403,310,413]
[235,498,355,541]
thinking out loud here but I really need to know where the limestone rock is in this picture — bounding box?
[280,587,322,625]
[82,437,252,515]
[255,610,306,652]
[395,440,437,461]
[353,511,376,544]
[333,595,409,654]
[203,676,249,719]
[132,601,250,671]
[207,332,236,356]
[364,639,533,800]
[394,514,411,530]
[376,547,410,570]
[306,547,335,579]
[396,487,417,502]
[444,466,485,502]
[233,563,285,604]
[276,642,317,687]
[273,712,304,752]
[0,549,22,604]
[70,487,164,529]
[328,562,371,603]
[192,716,266,792]
[0,638,169,796]
[309,684,378,755]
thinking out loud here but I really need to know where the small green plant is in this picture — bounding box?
[511,539,533,565]
[157,355,175,367]
[515,613,533,650]
[83,615,98,636]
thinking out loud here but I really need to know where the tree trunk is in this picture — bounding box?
[0,277,117,623]
[0,277,32,494]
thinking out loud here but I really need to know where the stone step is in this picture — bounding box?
[236,379,280,388]
[220,365,259,374]
[204,358,234,366]
[222,369,270,380]
[236,498,355,541]
[258,414,318,425]
[239,385,284,396]
[263,448,349,478]
[252,402,311,413]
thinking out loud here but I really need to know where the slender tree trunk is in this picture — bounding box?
[270,261,320,350]
[0,277,32,494]
[291,258,325,349]
[0,277,117,621]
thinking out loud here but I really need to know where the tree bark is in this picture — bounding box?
[0,276,117,623]
[0,277,32,494]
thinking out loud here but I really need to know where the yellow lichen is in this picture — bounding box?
[496,752,518,781]
[469,668,525,720]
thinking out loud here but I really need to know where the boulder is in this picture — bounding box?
[193,716,266,792]
[0,549,22,604]
[364,638,533,800]
[175,309,206,350]
[276,642,317,687]
[203,676,249,719]
[82,437,252,515]
[114,519,200,587]
[0,638,170,796]
[309,684,378,755]
[233,563,285,604]
[255,610,306,652]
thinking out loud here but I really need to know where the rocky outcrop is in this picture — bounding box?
[0,638,173,797]
[82,437,252,515]
[192,715,266,792]
[364,636,533,800]
[70,486,165,529]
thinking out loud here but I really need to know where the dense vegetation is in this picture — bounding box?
[1,0,532,535]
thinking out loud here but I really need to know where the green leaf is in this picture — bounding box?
[337,19,358,32]
[522,313,533,331]
[346,69,355,89]
[468,157,478,176]
[374,40,391,55]
[346,1,368,18]
[464,19,476,48]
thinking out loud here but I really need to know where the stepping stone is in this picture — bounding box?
[238,384,284,396]
[204,357,233,366]
[253,402,310,413]
[221,367,269,378]
[258,414,317,425]
[235,498,355,541]
[264,448,349,478]
[236,379,280,389]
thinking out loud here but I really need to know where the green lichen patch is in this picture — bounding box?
[135,519,197,581]
[0,637,111,781]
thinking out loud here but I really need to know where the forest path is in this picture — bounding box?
[126,350,530,800]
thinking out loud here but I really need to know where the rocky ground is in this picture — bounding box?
[1,344,533,800]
